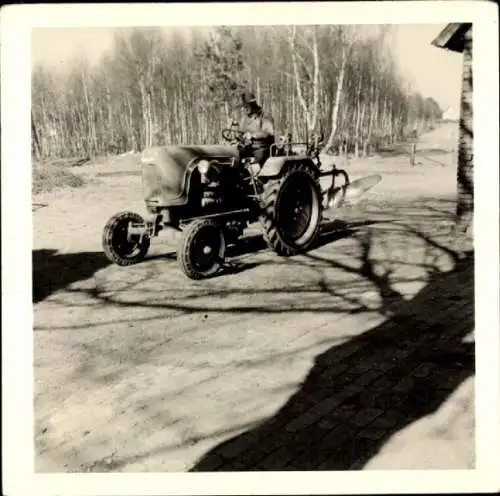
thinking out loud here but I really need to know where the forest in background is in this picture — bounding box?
[31,25,443,160]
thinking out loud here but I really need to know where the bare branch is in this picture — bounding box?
[277,69,310,82]
[297,28,316,57]
[294,51,313,82]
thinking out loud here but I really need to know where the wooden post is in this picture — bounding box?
[408,129,417,166]
[408,141,416,166]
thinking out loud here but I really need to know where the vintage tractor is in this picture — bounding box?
[102,124,381,279]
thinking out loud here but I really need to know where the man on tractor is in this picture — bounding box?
[238,91,276,166]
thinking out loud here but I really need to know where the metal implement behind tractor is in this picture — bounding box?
[102,126,381,279]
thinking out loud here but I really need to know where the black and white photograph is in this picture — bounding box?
[2,2,499,495]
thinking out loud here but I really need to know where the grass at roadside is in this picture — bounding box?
[32,163,87,195]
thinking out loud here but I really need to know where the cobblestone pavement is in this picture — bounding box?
[191,247,475,471]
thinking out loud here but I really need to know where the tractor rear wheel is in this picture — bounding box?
[260,163,322,256]
[177,219,226,280]
[102,211,150,266]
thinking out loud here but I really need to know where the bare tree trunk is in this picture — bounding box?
[139,78,148,149]
[353,74,364,158]
[311,27,319,133]
[456,27,473,238]
[139,75,155,150]
[31,110,42,159]
[289,26,320,135]
[81,70,96,156]
[224,101,230,126]
[355,104,366,159]
[388,101,394,143]
[323,44,346,153]
[364,84,376,156]
[127,96,136,151]
[291,90,297,140]
[105,81,113,148]
[161,87,170,144]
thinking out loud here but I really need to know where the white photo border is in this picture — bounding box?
[1,2,499,495]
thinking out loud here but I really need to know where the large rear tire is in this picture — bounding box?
[260,163,322,256]
[177,219,226,280]
[102,211,150,266]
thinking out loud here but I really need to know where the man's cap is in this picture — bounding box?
[241,91,257,105]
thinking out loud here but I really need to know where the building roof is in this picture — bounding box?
[431,23,472,53]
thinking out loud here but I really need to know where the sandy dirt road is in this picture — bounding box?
[33,123,475,472]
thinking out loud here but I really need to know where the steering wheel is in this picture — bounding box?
[222,128,245,143]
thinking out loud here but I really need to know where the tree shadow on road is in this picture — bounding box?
[107,220,383,278]
[221,219,386,275]
[34,198,476,472]
[33,249,111,303]
[191,250,474,471]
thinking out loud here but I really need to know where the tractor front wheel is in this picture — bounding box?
[177,219,226,280]
[102,211,150,266]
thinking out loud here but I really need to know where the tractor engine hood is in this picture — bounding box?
[141,144,239,208]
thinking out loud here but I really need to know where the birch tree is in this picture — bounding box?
[31,25,443,160]
[322,25,354,153]
[288,25,321,138]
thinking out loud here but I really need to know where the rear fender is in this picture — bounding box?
[258,156,318,179]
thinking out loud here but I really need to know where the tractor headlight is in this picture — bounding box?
[197,160,210,175]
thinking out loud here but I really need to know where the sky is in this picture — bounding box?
[32,24,463,111]
[390,24,463,111]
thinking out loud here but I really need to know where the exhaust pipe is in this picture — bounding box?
[325,174,382,209]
